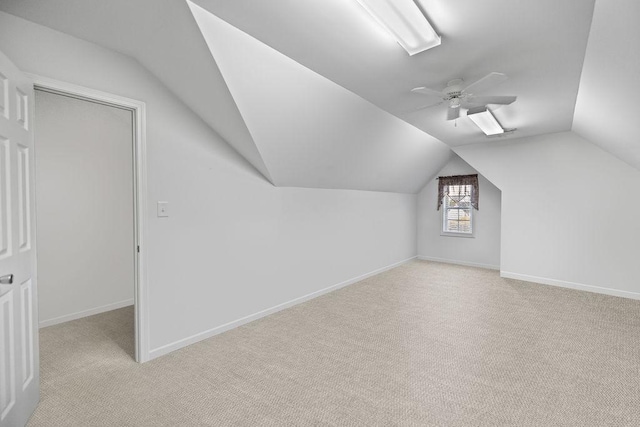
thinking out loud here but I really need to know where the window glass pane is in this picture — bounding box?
[445,220,471,233]
[447,209,461,220]
[458,220,471,233]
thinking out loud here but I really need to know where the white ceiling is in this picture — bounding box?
[2,0,629,192]
[190,0,595,146]
[188,2,450,193]
[572,0,640,170]
[0,0,457,193]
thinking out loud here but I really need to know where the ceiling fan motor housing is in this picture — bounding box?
[444,79,465,108]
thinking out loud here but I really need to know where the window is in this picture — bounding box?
[437,174,479,237]
[442,184,473,235]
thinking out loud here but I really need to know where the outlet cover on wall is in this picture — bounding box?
[157,201,169,217]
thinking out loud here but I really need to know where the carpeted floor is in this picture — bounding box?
[29,261,640,426]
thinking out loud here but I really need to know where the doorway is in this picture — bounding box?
[31,76,148,362]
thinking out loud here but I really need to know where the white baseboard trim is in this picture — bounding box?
[148,256,417,361]
[500,271,640,300]
[39,299,134,328]
[417,255,499,271]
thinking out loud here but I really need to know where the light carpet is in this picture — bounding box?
[29,261,640,426]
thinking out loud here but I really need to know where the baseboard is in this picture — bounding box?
[417,255,499,271]
[500,271,640,300]
[148,256,417,360]
[39,299,134,328]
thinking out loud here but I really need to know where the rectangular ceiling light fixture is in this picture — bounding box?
[467,107,504,136]
[355,0,441,55]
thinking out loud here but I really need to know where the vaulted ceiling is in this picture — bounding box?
[186,2,449,193]
[189,0,594,147]
[0,0,637,191]
[572,0,640,170]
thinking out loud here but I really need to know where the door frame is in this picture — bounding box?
[27,74,150,363]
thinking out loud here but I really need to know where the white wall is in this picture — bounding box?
[0,12,418,358]
[417,155,501,270]
[35,90,134,326]
[455,131,640,298]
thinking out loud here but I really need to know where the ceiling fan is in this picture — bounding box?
[411,72,517,121]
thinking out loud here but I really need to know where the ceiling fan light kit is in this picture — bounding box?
[355,0,441,55]
[467,106,504,136]
[487,128,518,138]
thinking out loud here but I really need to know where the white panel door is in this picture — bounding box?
[0,50,39,427]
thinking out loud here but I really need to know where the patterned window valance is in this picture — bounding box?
[437,174,479,210]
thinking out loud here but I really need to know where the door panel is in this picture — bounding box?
[17,144,30,253]
[0,291,15,420]
[0,49,39,427]
[15,90,28,132]
[0,73,8,120]
[0,137,10,260]
[20,279,34,390]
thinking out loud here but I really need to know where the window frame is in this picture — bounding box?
[440,184,475,238]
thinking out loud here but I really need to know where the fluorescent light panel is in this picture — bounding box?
[467,107,504,136]
[355,0,441,55]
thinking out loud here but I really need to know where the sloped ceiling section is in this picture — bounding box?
[188,1,451,193]
[191,0,595,147]
[572,0,640,170]
[0,0,274,183]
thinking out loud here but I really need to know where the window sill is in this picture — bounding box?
[440,232,475,238]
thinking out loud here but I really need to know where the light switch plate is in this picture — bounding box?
[157,201,169,217]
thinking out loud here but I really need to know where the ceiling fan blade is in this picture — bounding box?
[411,86,444,99]
[447,106,460,121]
[415,100,444,111]
[466,95,517,105]
[401,101,444,114]
[462,72,508,94]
